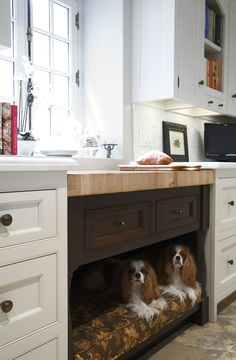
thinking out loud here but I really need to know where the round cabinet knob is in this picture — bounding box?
[0,214,13,226]
[175,210,183,215]
[1,300,13,313]
[218,104,224,107]
[232,94,236,98]
[120,220,127,226]
[228,201,235,206]
[208,100,214,104]
[198,80,204,86]
[228,259,234,266]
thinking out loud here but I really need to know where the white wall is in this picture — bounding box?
[80,0,124,158]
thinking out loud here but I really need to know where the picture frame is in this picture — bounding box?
[162,121,189,162]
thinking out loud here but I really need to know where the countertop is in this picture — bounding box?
[67,168,214,196]
[0,155,79,171]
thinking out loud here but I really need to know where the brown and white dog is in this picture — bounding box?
[156,245,200,306]
[113,259,167,321]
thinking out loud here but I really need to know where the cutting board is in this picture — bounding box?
[118,163,202,171]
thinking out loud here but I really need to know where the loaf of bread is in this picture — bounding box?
[135,150,173,165]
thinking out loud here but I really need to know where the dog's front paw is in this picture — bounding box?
[186,288,197,306]
[127,303,159,321]
[177,290,187,304]
[150,297,167,311]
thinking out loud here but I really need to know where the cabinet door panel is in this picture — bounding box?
[228,4,236,115]
[176,0,200,103]
[216,178,236,239]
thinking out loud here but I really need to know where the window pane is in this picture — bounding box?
[32,0,49,31]
[33,106,51,138]
[51,108,69,136]
[33,32,50,67]
[53,75,69,106]
[53,3,69,39]
[53,40,69,72]
[1,22,14,58]
[33,70,51,105]
[0,59,14,97]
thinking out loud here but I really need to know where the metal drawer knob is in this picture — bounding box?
[120,220,127,226]
[1,300,13,313]
[228,259,234,266]
[218,104,224,107]
[0,214,13,226]
[232,94,236,98]
[208,100,214,104]
[175,210,183,215]
[228,201,235,206]
[198,80,204,85]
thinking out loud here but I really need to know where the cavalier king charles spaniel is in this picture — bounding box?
[113,259,167,321]
[156,245,200,306]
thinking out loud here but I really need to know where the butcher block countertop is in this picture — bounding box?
[67,169,214,197]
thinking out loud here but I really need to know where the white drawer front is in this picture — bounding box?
[16,340,57,360]
[0,255,57,347]
[216,236,236,300]
[0,190,57,247]
[216,178,236,237]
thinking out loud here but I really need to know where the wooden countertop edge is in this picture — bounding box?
[67,169,215,197]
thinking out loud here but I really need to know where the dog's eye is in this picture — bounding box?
[129,267,135,275]
[140,267,147,275]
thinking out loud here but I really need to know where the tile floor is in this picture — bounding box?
[149,293,236,360]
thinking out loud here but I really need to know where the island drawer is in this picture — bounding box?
[0,190,57,248]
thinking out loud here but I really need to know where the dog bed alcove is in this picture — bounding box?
[68,185,210,360]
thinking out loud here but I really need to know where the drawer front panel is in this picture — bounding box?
[17,340,57,360]
[0,254,57,347]
[216,179,236,236]
[216,236,236,299]
[85,203,150,250]
[156,195,198,233]
[0,190,57,247]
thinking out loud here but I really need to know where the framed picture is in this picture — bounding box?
[162,121,189,161]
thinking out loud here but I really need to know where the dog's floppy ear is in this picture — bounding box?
[181,249,197,288]
[142,262,159,304]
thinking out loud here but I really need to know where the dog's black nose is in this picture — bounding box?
[176,255,181,261]
[135,272,141,279]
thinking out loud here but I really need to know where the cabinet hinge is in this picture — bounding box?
[177,76,180,88]
[75,70,80,87]
[26,27,33,42]
[75,12,79,30]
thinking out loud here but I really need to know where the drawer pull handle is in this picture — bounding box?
[175,210,183,215]
[120,220,127,226]
[1,300,13,313]
[198,80,204,85]
[0,214,13,226]
[228,259,234,266]
[208,100,214,104]
[228,201,235,206]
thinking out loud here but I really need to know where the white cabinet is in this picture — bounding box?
[0,169,68,360]
[0,0,11,50]
[227,1,236,115]
[132,0,202,108]
[132,0,234,117]
[209,171,236,322]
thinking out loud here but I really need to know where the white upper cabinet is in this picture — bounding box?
[0,0,11,50]
[132,0,234,117]
[132,0,202,108]
[199,0,230,114]
[227,1,236,115]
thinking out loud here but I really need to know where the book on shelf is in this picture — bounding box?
[205,5,221,47]
[206,59,221,91]
[0,102,2,154]
[11,104,17,155]
[2,102,11,155]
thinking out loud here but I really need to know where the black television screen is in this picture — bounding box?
[204,123,236,161]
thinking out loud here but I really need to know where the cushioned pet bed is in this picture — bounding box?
[71,286,201,360]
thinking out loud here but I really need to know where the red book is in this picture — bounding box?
[11,105,17,155]
[2,102,11,155]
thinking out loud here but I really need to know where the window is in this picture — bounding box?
[0,0,79,150]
